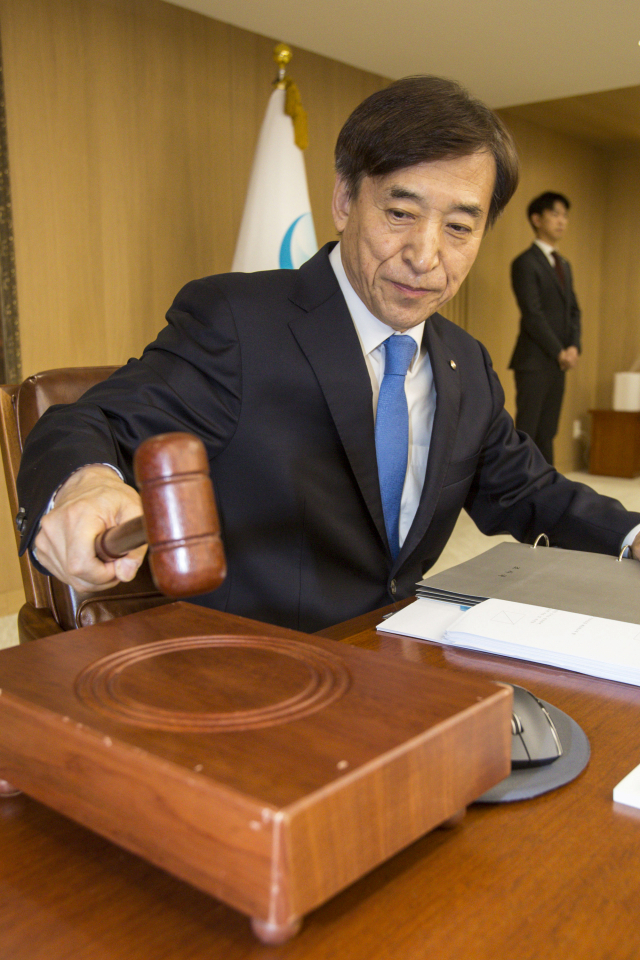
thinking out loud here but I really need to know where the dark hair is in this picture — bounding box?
[334,75,519,229]
[527,191,570,225]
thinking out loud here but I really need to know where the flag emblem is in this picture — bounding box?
[232,51,317,275]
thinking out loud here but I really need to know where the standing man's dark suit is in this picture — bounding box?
[509,243,581,464]
[16,244,634,632]
[509,191,582,466]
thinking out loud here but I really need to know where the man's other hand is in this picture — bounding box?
[631,530,640,562]
[558,346,579,371]
[34,465,146,592]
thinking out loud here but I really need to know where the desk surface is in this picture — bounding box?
[2,603,640,960]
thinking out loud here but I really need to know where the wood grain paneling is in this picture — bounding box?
[0,0,386,611]
[0,0,387,377]
[500,86,640,147]
[465,113,608,473]
[596,145,640,408]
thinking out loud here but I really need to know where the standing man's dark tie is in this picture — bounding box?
[551,251,565,288]
[375,334,417,560]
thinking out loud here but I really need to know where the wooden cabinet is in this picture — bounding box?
[589,409,640,477]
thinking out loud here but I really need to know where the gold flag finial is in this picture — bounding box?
[273,43,292,88]
[271,44,308,150]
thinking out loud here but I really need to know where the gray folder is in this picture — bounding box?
[417,542,640,624]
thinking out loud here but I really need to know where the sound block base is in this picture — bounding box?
[0,603,511,941]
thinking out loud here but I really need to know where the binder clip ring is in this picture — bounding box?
[532,533,549,548]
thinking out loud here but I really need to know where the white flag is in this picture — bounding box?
[231,87,317,273]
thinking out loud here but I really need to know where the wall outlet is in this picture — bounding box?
[573,419,582,439]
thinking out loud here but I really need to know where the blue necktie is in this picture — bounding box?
[375,334,417,560]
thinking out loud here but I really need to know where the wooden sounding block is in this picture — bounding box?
[0,603,512,943]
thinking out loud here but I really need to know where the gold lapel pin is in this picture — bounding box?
[449,360,457,369]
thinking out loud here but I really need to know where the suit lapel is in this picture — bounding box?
[394,317,461,568]
[288,246,388,549]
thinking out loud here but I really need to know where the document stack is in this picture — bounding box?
[379,542,640,687]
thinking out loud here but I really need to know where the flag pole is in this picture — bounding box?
[231,44,317,273]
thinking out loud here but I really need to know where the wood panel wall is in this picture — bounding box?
[466,112,609,473]
[0,0,386,374]
[0,0,637,616]
[597,145,640,406]
[0,0,387,612]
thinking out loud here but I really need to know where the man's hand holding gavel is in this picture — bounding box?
[32,433,226,598]
[34,465,146,593]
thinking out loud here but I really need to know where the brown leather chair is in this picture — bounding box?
[0,367,171,642]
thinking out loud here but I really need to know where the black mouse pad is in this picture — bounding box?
[474,699,590,803]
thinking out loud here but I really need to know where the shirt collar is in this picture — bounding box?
[534,238,556,258]
[329,242,425,360]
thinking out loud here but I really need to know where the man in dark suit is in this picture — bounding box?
[509,192,581,465]
[16,79,640,632]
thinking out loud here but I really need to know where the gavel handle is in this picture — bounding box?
[94,516,146,562]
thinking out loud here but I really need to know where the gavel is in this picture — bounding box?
[94,432,226,598]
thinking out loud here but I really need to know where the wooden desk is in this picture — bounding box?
[589,409,640,477]
[2,603,640,959]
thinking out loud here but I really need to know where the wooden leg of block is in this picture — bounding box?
[250,915,302,944]
[438,807,466,829]
[0,778,21,797]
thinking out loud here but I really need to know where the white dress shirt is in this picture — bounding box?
[534,238,557,267]
[329,243,435,548]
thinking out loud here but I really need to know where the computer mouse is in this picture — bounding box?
[509,684,563,769]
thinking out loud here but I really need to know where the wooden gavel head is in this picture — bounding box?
[134,432,226,598]
[95,433,226,598]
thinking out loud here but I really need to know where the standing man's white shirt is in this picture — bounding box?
[329,243,436,549]
[534,238,557,264]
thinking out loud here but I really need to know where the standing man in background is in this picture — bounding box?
[509,191,581,465]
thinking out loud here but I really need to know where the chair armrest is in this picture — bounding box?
[17,603,64,642]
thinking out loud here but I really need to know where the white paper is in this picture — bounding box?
[614,761,640,808]
[377,598,467,643]
[444,599,640,686]
[379,598,640,686]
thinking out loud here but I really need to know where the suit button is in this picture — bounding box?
[15,507,26,533]
[390,579,397,595]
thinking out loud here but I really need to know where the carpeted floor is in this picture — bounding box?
[1,470,639,649]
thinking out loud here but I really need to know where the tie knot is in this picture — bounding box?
[383,335,417,377]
